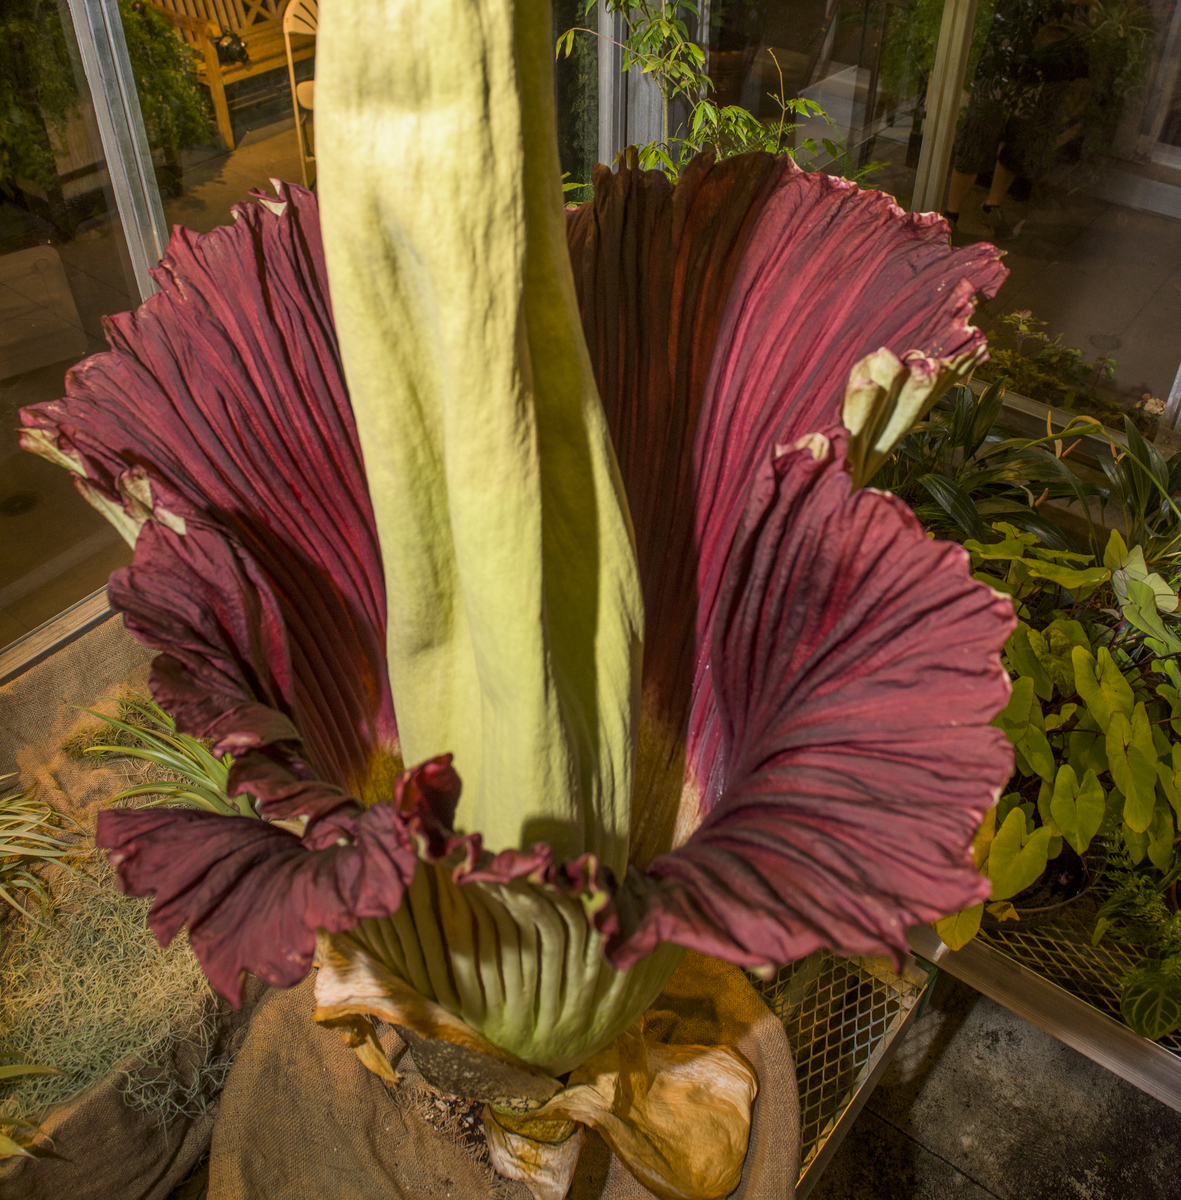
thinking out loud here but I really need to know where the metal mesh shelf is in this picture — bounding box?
[754,951,929,1189]
[978,891,1181,1059]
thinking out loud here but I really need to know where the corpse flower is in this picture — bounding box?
[21,2,1014,1195]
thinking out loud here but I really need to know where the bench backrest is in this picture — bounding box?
[154,0,283,45]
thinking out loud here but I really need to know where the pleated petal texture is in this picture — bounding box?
[567,154,1007,855]
[96,756,461,1004]
[20,184,396,796]
[607,431,1015,971]
[21,157,1017,1017]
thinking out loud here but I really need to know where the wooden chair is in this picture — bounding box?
[149,0,315,151]
[283,0,317,188]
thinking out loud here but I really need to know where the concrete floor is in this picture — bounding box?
[952,173,1181,404]
[811,973,1181,1200]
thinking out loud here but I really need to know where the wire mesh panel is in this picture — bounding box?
[755,951,927,1180]
[979,892,1181,1059]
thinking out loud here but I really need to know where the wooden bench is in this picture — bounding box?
[149,0,314,151]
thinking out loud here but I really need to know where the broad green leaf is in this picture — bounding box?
[1103,528,1131,572]
[993,676,1035,742]
[1045,617,1090,652]
[1121,579,1181,653]
[985,900,1019,922]
[1073,646,1134,732]
[1156,683,1181,737]
[1006,623,1052,700]
[995,792,1023,829]
[1043,628,1081,697]
[1036,777,1056,833]
[1147,804,1175,872]
[987,809,1054,901]
[1049,765,1105,854]
[935,904,983,951]
[1107,704,1159,833]
[1105,530,1179,611]
[993,676,1055,781]
[1121,964,1181,1041]
[1067,730,1108,780]
[1022,560,1110,599]
[1124,822,1148,865]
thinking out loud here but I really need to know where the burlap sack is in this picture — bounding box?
[0,983,262,1200]
[209,955,799,1200]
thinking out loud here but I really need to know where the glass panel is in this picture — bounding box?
[125,0,314,236]
[0,0,137,650]
[945,0,1181,427]
[706,0,949,203]
[554,0,600,202]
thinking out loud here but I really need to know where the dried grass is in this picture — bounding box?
[0,851,218,1123]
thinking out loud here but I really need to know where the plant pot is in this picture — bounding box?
[981,843,1101,933]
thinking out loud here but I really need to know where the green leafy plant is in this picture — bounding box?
[0,781,79,924]
[868,380,1102,547]
[1092,849,1181,1040]
[0,0,209,197]
[1093,418,1181,563]
[0,785,71,1157]
[557,1,880,183]
[65,695,250,818]
[936,522,1181,949]
[0,1049,59,1159]
[975,311,1117,416]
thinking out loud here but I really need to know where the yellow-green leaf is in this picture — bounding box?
[1122,966,1181,1041]
[987,809,1054,901]
[0,1132,32,1159]
[1073,646,1134,733]
[1107,704,1159,833]
[1049,764,1105,855]
[935,904,983,951]
[1147,805,1175,873]
[1067,729,1107,779]
[1006,623,1052,700]
[1124,822,1148,865]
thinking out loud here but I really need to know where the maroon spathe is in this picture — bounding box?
[23,155,1014,1005]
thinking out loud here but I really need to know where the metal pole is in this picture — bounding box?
[64,0,170,300]
[911,0,979,214]
[598,3,628,167]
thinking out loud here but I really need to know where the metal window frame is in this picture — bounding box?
[64,0,169,302]
[911,0,979,213]
[596,3,671,165]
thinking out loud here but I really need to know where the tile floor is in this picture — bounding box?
[953,175,1181,403]
[810,973,1181,1200]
